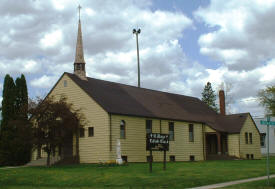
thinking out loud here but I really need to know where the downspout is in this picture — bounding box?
[239,134,241,158]
[75,127,80,163]
[160,119,162,133]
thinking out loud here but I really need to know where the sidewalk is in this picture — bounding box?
[190,174,275,189]
[0,166,25,169]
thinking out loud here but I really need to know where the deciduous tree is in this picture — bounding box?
[218,82,234,114]
[258,86,275,116]
[30,96,85,167]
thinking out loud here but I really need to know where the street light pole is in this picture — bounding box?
[267,115,270,185]
[133,28,141,88]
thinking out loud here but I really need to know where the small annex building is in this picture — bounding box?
[32,14,261,164]
[254,117,275,156]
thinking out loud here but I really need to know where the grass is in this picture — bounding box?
[0,158,274,189]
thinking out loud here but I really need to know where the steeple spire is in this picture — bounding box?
[74,5,86,80]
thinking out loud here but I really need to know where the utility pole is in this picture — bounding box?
[267,115,270,186]
[133,28,141,88]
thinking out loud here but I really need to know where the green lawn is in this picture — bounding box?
[0,158,274,189]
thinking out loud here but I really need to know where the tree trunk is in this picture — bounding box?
[75,128,80,163]
[37,145,41,159]
[46,151,50,167]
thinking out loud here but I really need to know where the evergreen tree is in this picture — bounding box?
[15,74,28,120]
[1,75,16,130]
[0,75,16,165]
[201,82,218,112]
[0,74,31,166]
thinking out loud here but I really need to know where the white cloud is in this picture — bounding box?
[0,83,2,106]
[259,59,275,83]
[1,0,273,118]
[85,8,95,16]
[191,0,275,116]
[30,75,58,88]
[0,59,42,76]
[40,29,63,48]
[195,0,275,70]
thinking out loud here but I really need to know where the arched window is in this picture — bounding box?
[120,120,126,139]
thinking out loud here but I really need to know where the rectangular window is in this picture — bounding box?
[122,156,128,163]
[249,133,253,144]
[120,120,126,139]
[79,128,84,138]
[146,120,152,134]
[63,80,67,87]
[246,154,249,159]
[250,154,254,159]
[260,133,266,147]
[170,155,175,162]
[88,127,94,137]
[189,124,194,142]
[169,122,174,141]
[245,132,248,144]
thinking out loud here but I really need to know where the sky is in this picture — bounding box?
[1,0,275,118]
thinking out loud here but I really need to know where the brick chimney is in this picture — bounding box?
[219,90,226,115]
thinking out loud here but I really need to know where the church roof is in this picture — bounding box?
[65,72,250,133]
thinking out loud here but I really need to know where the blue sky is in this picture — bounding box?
[151,0,220,69]
[1,0,275,117]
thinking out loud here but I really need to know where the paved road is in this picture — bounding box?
[190,174,275,189]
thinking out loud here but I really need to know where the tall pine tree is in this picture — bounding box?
[0,75,16,165]
[201,82,218,112]
[0,74,31,166]
[1,75,16,130]
[15,74,28,120]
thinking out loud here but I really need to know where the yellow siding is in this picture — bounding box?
[49,74,110,163]
[205,125,216,133]
[228,134,240,157]
[31,149,38,160]
[110,115,204,162]
[240,115,261,159]
[35,74,261,163]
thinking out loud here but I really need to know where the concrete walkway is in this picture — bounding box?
[0,166,26,169]
[190,174,275,189]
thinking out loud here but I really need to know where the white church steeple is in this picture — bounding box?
[74,5,86,80]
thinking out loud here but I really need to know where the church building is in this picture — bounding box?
[32,12,261,164]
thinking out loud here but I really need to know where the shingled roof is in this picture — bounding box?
[65,72,249,133]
